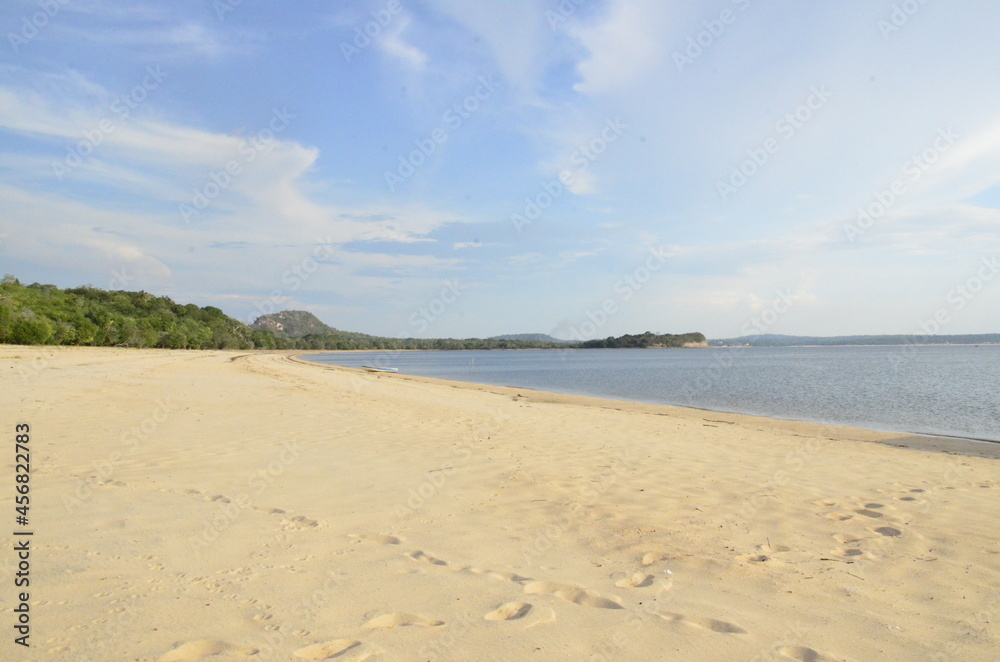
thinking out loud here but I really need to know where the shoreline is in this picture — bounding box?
[294,352,1000,458]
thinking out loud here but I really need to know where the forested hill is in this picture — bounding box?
[0,276,280,349]
[251,310,336,338]
[0,276,705,351]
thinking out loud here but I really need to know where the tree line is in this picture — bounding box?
[0,276,703,351]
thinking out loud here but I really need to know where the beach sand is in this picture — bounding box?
[1,346,997,661]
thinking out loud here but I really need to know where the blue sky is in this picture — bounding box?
[1,0,999,339]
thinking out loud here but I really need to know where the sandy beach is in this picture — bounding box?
[1,346,997,661]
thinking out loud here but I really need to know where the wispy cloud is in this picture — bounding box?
[378,15,428,69]
[569,0,674,95]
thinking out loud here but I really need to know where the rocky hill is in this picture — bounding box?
[251,311,336,338]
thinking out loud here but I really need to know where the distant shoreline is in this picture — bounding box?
[708,342,1000,348]
[296,349,1000,454]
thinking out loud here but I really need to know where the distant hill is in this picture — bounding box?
[709,333,1000,347]
[489,333,571,343]
[252,311,336,338]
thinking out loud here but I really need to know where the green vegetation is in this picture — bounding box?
[580,331,706,348]
[0,275,278,350]
[0,276,705,351]
[488,333,570,343]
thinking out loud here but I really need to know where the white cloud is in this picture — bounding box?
[378,15,428,69]
[569,0,674,95]
[54,21,250,58]
[0,68,480,311]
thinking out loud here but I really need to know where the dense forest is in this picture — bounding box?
[580,331,706,348]
[0,275,279,349]
[0,277,704,351]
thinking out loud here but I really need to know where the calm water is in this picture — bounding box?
[305,346,1000,442]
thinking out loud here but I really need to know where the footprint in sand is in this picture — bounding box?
[524,582,623,609]
[835,548,864,558]
[615,572,654,588]
[406,550,448,566]
[824,512,853,521]
[641,552,670,566]
[485,570,531,583]
[292,639,360,660]
[484,602,532,621]
[350,533,401,545]
[658,611,746,634]
[872,526,902,537]
[556,590,624,610]
[362,613,444,629]
[778,645,837,661]
[854,509,884,519]
[158,640,258,662]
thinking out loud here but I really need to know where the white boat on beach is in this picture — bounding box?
[362,365,398,373]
